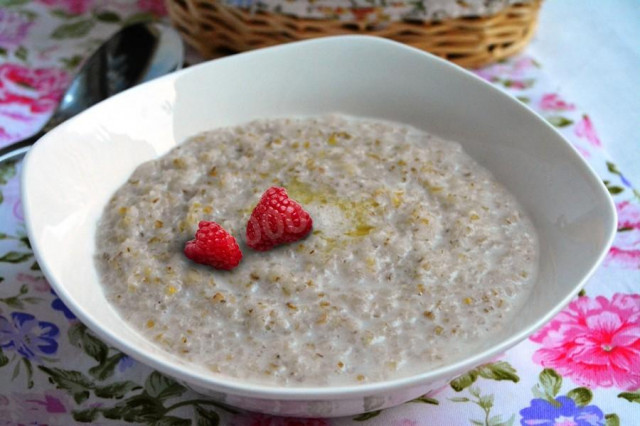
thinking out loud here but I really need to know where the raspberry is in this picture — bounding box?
[184,221,242,270]
[246,186,313,251]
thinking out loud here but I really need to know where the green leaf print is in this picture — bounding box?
[0,0,30,7]
[409,395,439,404]
[123,11,156,25]
[72,407,101,422]
[106,393,166,422]
[0,348,8,367]
[145,371,187,401]
[94,380,142,399]
[153,417,191,426]
[452,387,512,426]
[502,79,535,89]
[50,8,78,19]
[618,391,640,404]
[603,180,624,195]
[94,10,121,23]
[476,361,520,383]
[607,161,621,174]
[195,405,220,426]
[19,235,31,249]
[68,322,127,380]
[450,370,479,391]
[546,116,574,128]
[538,368,562,398]
[0,251,33,263]
[39,366,93,403]
[451,361,519,391]
[51,19,95,39]
[23,357,34,388]
[15,46,28,62]
[605,413,621,426]
[0,161,16,184]
[491,414,515,426]
[60,54,83,71]
[69,322,109,363]
[567,387,593,406]
[88,352,127,380]
[353,410,381,421]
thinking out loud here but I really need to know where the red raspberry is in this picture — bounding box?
[246,186,313,251]
[184,221,242,270]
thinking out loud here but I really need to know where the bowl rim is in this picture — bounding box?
[22,35,618,400]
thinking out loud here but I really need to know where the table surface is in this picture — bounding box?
[0,1,638,425]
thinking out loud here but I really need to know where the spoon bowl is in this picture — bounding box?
[0,21,184,163]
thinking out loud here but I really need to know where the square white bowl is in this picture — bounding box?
[22,36,616,417]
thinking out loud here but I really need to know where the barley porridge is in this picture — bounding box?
[95,115,538,386]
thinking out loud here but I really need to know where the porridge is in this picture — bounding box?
[95,115,538,386]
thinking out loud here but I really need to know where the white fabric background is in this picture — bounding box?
[530,0,640,185]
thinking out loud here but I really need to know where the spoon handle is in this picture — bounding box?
[0,132,44,164]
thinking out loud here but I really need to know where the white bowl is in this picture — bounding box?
[22,36,616,417]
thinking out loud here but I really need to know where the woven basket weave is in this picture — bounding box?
[166,0,541,68]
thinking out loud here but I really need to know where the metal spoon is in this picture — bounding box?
[0,21,184,164]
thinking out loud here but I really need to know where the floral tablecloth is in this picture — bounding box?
[1,2,639,425]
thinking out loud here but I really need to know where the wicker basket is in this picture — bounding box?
[166,0,541,68]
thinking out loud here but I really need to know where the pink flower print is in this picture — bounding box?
[231,413,329,426]
[0,63,69,115]
[36,0,93,15]
[137,0,168,16]
[393,420,419,426]
[0,63,69,143]
[530,293,640,390]
[473,67,498,83]
[0,126,16,143]
[511,57,538,75]
[12,390,70,424]
[474,55,537,82]
[574,115,602,148]
[608,201,640,268]
[0,10,34,48]
[573,145,590,159]
[16,392,67,413]
[16,273,51,293]
[539,93,575,111]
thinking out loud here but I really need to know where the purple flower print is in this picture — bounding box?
[50,290,76,320]
[0,10,34,48]
[117,354,135,372]
[520,396,605,426]
[0,312,59,361]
